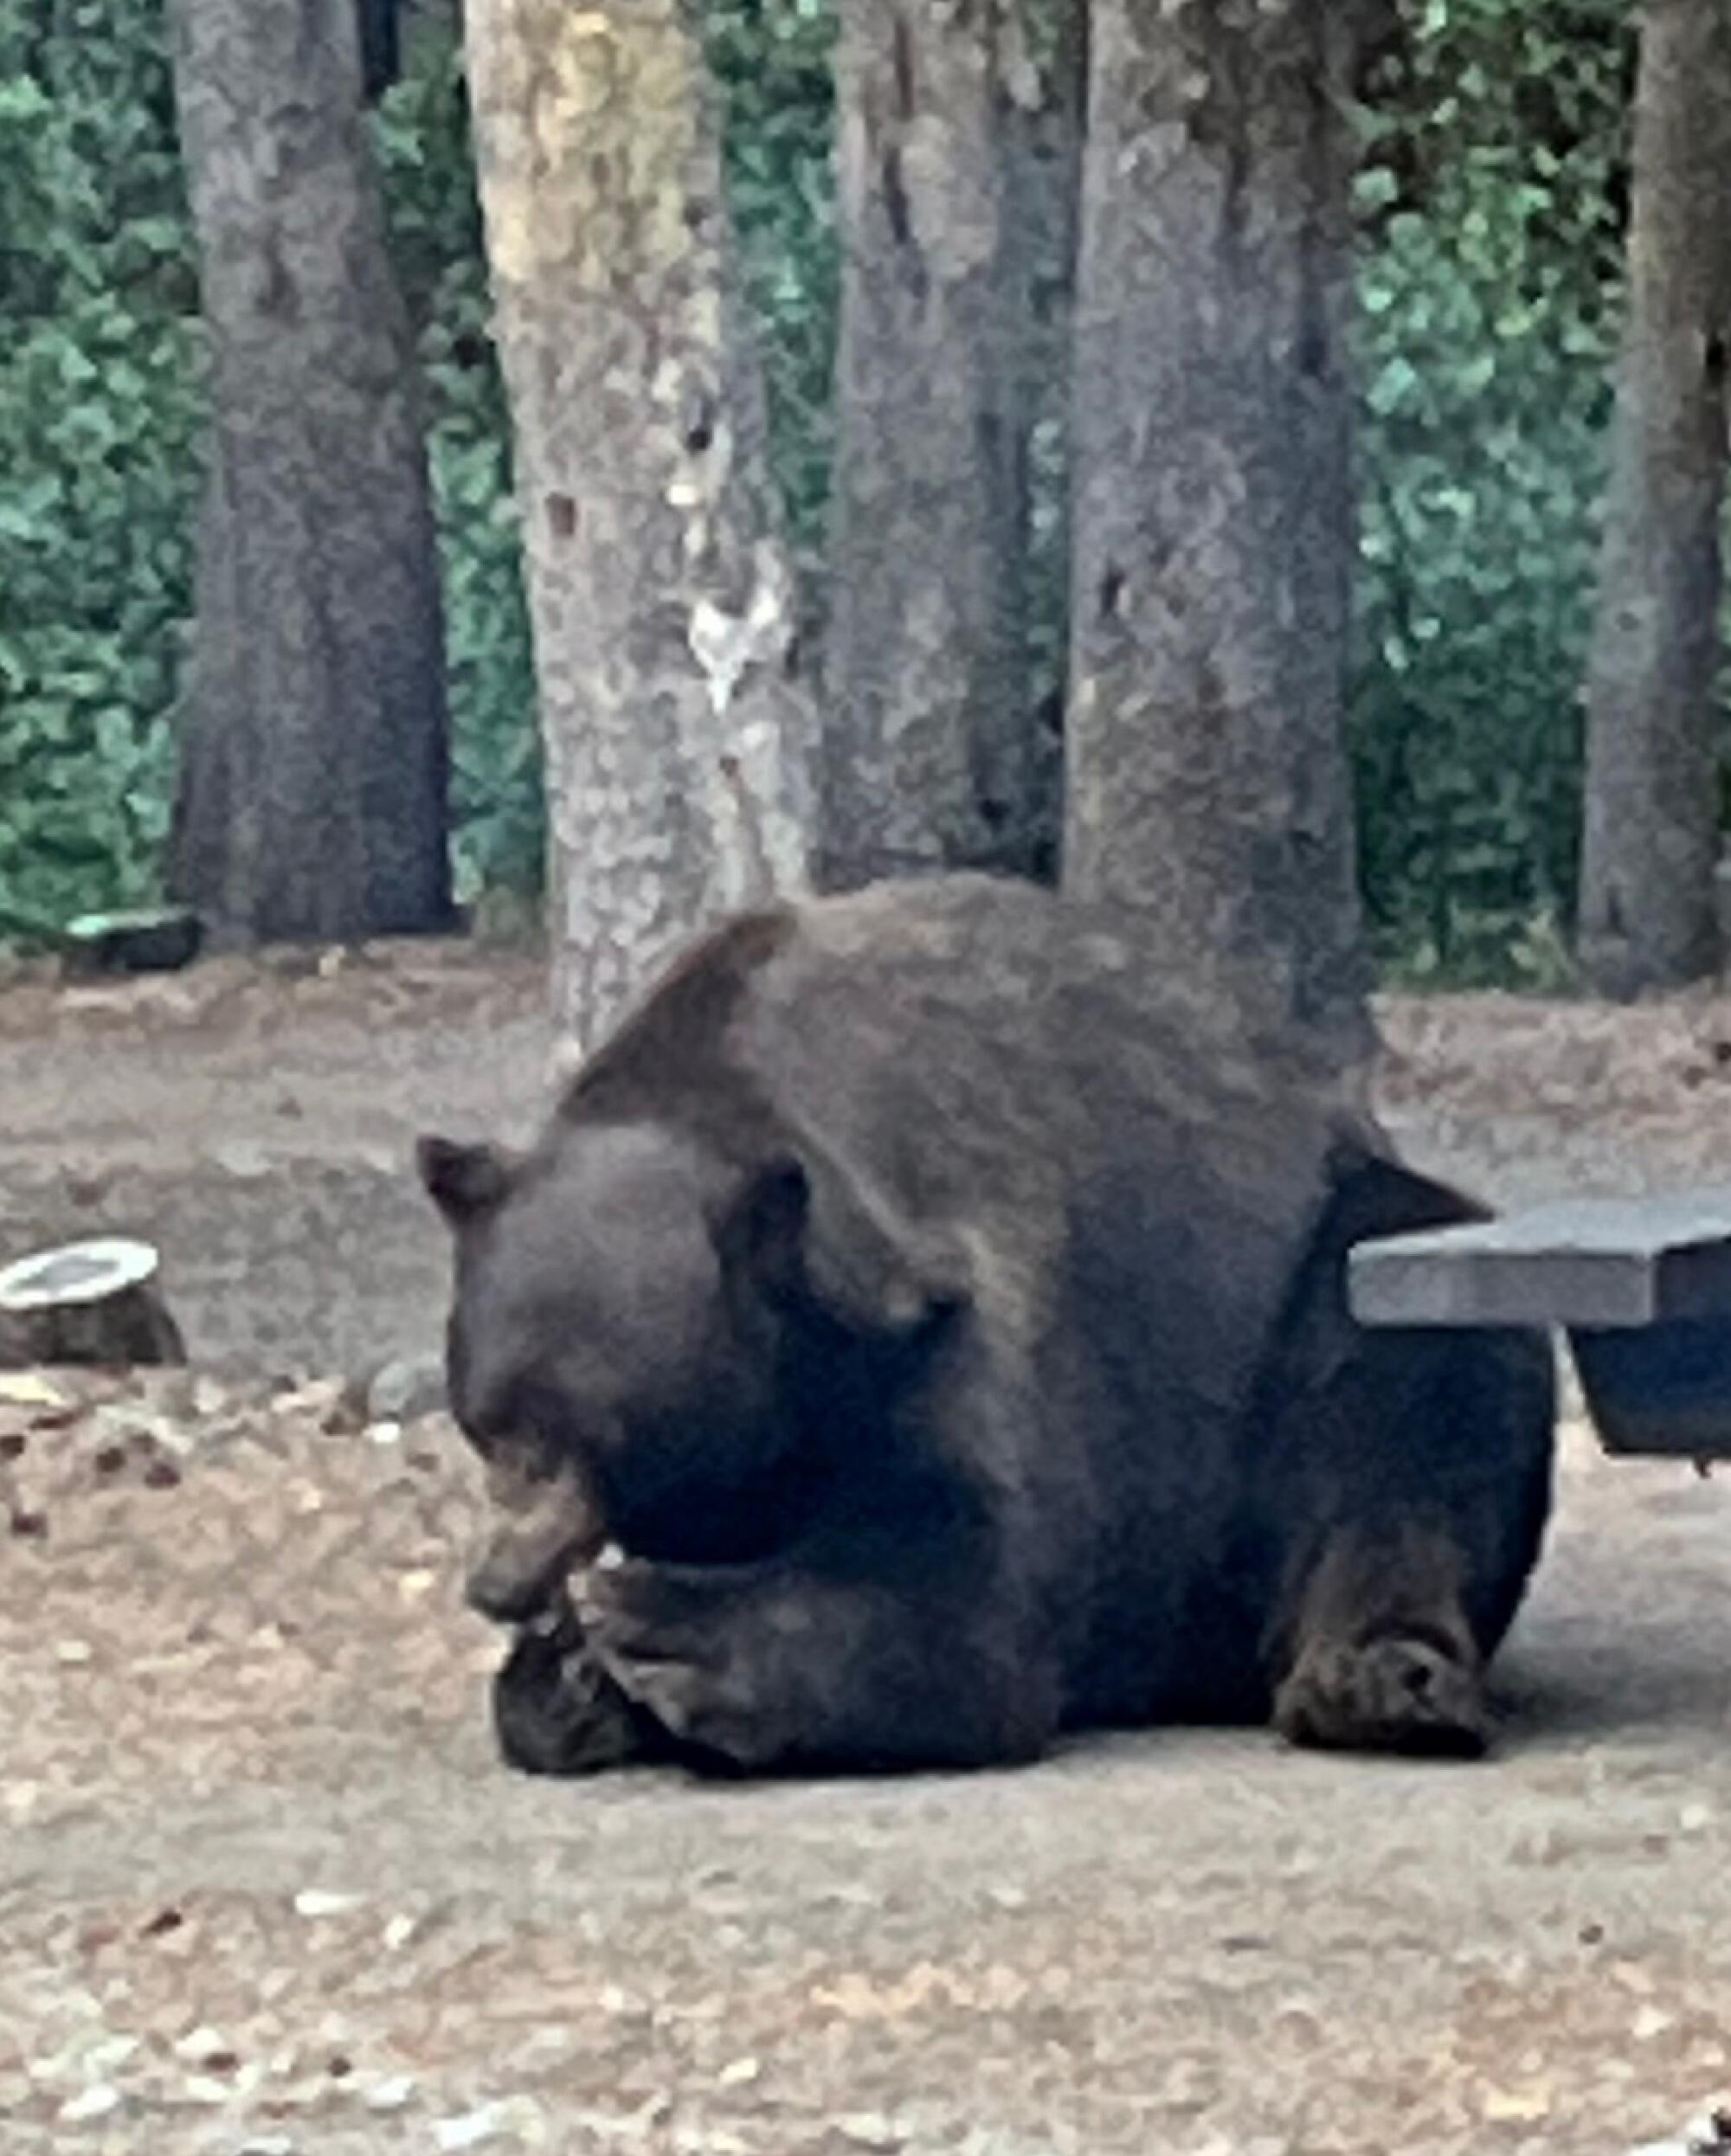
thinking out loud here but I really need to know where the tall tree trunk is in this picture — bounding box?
[167,0,454,947]
[464,0,816,1052]
[1576,0,1731,999]
[1062,0,1370,1072]
[822,0,1080,888]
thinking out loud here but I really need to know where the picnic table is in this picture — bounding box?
[1349,1190,1731,1459]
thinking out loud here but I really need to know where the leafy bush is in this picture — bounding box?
[0,0,200,932]
[705,0,840,633]
[1350,0,1633,981]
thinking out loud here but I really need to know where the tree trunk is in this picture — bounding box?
[166,0,455,948]
[1062,0,1370,1072]
[1576,0,1731,1000]
[821,0,1080,887]
[464,0,817,1053]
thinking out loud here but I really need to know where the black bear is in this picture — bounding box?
[419,875,1554,1776]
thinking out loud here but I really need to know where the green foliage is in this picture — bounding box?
[705,0,839,576]
[1350,0,1633,981]
[0,0,200,931]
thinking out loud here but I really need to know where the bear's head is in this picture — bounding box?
[418,1117,968,1579]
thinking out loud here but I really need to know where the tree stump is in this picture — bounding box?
[0,1239,187,1369]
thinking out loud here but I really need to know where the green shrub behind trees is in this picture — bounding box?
[0,0,199,933]
[1351,0,1633,984]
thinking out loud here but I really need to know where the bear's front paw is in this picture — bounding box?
[1273,1631,1490,1760]
[573,1557,787,1772]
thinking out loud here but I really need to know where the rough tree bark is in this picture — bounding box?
[1576,0,1731,999]
[822,0,1080,886]
[1063,0,1371,1074]
[167,0,455,948]
[464,0,817,1053]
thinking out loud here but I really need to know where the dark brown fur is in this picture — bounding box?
[421,875,1554,1777]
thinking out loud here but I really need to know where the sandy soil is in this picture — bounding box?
[2,942,1730,2156]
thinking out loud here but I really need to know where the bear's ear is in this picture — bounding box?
[416,1136,513,1226]
[728,1144,969,1339]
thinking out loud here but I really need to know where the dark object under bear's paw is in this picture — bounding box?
[490,1602,663,1777]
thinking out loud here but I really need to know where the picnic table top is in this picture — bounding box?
[1348,1187,1731,1330]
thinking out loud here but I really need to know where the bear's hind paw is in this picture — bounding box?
[1272,1631,1490,1760]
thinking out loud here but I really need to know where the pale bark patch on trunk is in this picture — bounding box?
[465,0,817,1053]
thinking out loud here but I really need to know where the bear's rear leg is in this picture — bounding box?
[1271,1519,1489,1760]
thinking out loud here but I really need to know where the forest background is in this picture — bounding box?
[0,0,1663,988]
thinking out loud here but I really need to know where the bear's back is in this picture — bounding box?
[562,874,1367,1308]
[750,878,1358,1238]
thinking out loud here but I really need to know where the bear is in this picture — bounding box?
[418,873,1555,1777]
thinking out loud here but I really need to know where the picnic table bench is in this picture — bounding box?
[1348,1190,1731,1460]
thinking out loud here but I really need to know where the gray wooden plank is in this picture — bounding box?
[1347,1187,1731,1330]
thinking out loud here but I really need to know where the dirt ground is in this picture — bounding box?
[3,941,1731,2156]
